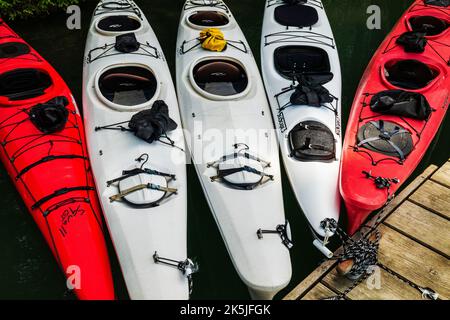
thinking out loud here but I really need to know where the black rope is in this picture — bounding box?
[183,0,229,12]
[352,92,430,166]
[87,41,159,64]
[264,30,335,48]
[266,0,323,9]
[179,38,248,55]
[94,0,143,19]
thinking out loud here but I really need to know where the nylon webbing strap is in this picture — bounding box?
[32,186,95,211]
[16,155,87,180]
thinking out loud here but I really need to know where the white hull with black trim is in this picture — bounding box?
[261,0,342,246]
[176,0,292,300]
[83,0,191,300]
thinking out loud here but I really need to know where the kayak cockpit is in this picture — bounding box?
[274,45,332,81]
[0,42,30,59]
[0,68,52,101]
[383,59,440,90]
[191,58,249,98]
[96,65,159,110]
[187,11,230,28]
[408,15,449,36]
[96,15,142,34]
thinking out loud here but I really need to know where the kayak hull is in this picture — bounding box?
[83,1,189,299]
[0,20,114,299]
[176,0,292,299]
[340,0,449,235]
[261,0,342,238]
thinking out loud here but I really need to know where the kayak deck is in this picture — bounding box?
[0,19,114,299]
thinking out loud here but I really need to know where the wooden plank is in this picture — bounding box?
[431,159,450,188]
[283,164,440,300]
[377,225,450,299]
[409,180,450,219]
[283,259,337,300]
[385,200,450,257]
[301,283,337,300]
[322,267,422,300]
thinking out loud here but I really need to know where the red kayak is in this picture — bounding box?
[0,20,114,299]
[341,0,449,235]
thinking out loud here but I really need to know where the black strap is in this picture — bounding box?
[106,167,176,186]
[32,186,95,210]
[16,155,87,180]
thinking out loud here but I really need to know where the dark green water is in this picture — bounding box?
[1,0,448,299]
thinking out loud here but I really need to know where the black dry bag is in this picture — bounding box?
[396,31,427,53]
[370,90,432,120]
[29,96,69,134]
[129,100,178,143]
[115,33,140,53]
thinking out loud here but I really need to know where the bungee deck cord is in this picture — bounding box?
[107,153,178,208]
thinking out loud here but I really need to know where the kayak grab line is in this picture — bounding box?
[15,155,88,180]
[94,0,143,19]
[183,0,229,13]
[86,41,160,64]
[179,37,248,55]
[264,30,335,48]
[267,0,324,10]
[32,186,95,211]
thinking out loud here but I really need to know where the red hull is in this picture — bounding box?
[0,20,114,299]
[340,1,449,235]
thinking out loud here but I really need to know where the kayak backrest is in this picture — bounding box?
[0,68,52,101]
[98,66,157,107]
[188,11,229,28]
[192,59,248,96]
[274,46,332,81]
[384,59,438,90]
[409,15,449,36]
[274,4,318,28]
[97,15,142,33]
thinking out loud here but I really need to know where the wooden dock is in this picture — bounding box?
[284,159,450,300]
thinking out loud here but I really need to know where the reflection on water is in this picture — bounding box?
[1,0,448,299]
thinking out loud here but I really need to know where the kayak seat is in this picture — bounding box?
[98,66,157,106]
[370,90,432,120]
[193,59,248,96]
[289,121,336,162]
[188,11,229,27]
[384,59,437,90]
[357,120,413,160]
[0,42,30,59]
[0,68,52,101]
[274,4,319,28]
[409,16,449,36]
[97,15,142,32]
[274,46,332,81]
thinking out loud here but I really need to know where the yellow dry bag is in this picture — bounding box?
[199,28,227,52]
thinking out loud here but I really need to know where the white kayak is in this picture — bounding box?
[83,0,192,299]
[261,0,342,252]
[176,0,292,300]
